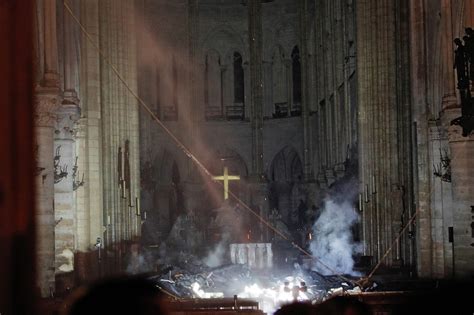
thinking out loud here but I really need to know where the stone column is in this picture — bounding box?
[445,109,474,278]
[34,0,61,298]
[285,59,292,117]
[62,0,80,105]
[243,64,251,119]
[263,61,273,117]
[54,0,81,283]
[99,0,140,248]
[247,1,267,243]
[248,182,269,242]
[441,0,457,110]
[187,0,200,141]
[42,0,59,87]
[76,0,101,254]
[53,105,80,278]
[248,0,264,176]
[35,91,60,297]
[299,0,313,181]
[155,184,173,237]
[357,0,412,269]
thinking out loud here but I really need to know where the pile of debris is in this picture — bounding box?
[147,259,375,314]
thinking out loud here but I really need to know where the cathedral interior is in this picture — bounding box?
[1,0,474,314]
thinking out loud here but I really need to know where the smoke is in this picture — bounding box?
[309,197,362,276]
[203,238,227,268]
[203,201,247,267]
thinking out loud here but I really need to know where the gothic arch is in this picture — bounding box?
[268,17,297,60]
[155,149,180,184]
[263,18,294,60]
[204,49,223,118]
[151,148,185,237]
[291,45,302,109]
[271,45,288,113]
[200,25,247,61]
[209,147,249,179]
[269,146,303,182]
[267,146,304,228]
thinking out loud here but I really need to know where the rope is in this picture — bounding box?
[62,1,353,283]
[63,0,452,290]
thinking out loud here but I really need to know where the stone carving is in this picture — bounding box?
[34,93,60,127]
[55,104,80,139]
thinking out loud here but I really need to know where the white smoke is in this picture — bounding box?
[203,238,228,268]
[309,198,362,276]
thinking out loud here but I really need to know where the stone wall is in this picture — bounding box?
[33,0,142,296]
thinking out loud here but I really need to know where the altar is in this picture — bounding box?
[229,243,273,269]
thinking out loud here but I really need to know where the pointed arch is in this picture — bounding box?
[204,49,223,119]
[200,25,247,61]
[268,146,304,227]
[269,146,303,182]
[272,45,288,117]
[152,149,184,237]
[233,52,245,104]
[291,46,302,116]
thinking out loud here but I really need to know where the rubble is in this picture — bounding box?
[147,259,371,314]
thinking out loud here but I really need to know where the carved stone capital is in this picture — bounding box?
[34,89,61,127]
[55,104,81,140]
[62,89,80,106]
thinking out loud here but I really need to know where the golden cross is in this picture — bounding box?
[213,166,240,200]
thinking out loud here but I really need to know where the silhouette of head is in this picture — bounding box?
[466,27,474,36]
[274,302,315,315]
[313,296,370,315]
[455,38,463,46]
[67,276,166,315]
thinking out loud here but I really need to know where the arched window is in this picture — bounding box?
[204,50,223,119]
[272,47,288,118]
[233,52,244,104]
[291,46,302,115]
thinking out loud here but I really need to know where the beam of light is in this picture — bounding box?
[62,0,359,284]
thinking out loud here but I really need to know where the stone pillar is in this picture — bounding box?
[34,0,61,298]
[445,109,474,278]
[247,182,269,242]
[428,122,454,278]
[243,63,251,119]
[99,0,140,249]
[55,0,81,286]
[285,59,292,117]
[187,0,200,136]
[357,0,412,269]
[299,0,313,181]
[76,0,101,253]
[35,91,60,297]
[441,0,457,110]
[62,0,80,105]
[263,61,273,117]
[42,0,59,87]
[155,184,173,237]
[248,0,264,176]
[409,0,432,277]
[54,105,80,278]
